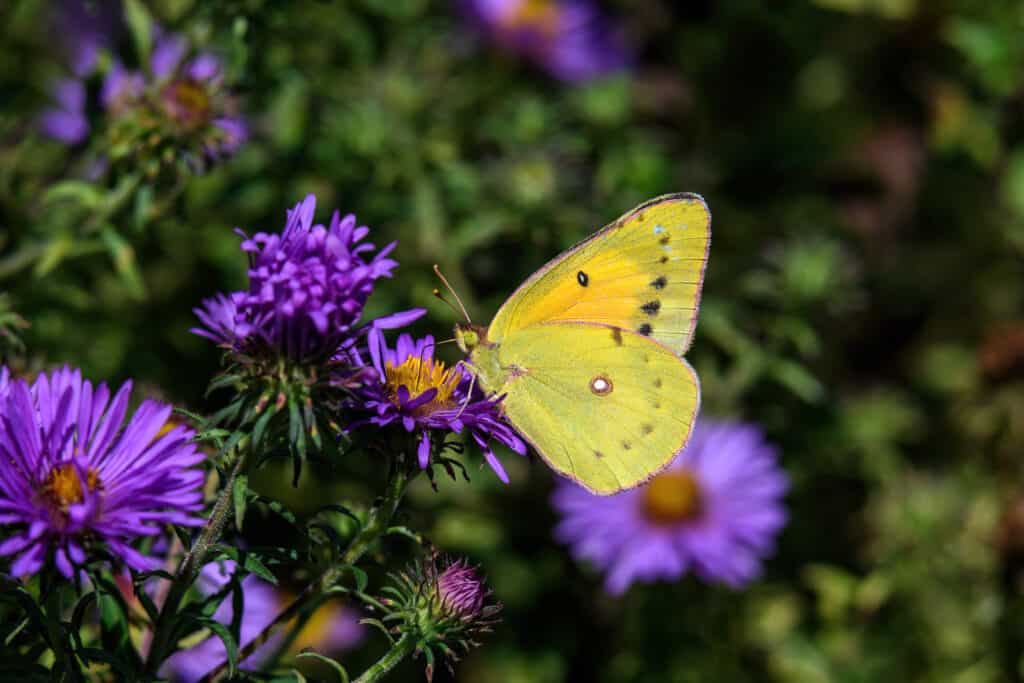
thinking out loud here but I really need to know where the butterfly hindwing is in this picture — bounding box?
[493,323,700,494]
[488,193,711,355]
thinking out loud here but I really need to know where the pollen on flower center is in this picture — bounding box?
[501,0,560,35]
[641,469,703,525]
[161,78,212,129]
[385,356,460,414]
[41,463,101,513]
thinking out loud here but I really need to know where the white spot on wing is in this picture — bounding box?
[654,224,665,235]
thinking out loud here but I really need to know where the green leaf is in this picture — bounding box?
[44,180,104,209]
[132,184,154,232]
[197,618,240,678]
[69,592,98,639]
[100,227,147,299]
[341,565,369,593]
[33,233,74,277]
[123,0,153,67]
[296,652,350,682]
[233,474,249,532]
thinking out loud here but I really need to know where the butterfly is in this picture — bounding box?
[453,193,711,495]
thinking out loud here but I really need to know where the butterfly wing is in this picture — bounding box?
[487,193,711,355]
[493,323,700,494]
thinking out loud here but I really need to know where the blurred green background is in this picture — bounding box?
[3,0,1024,680]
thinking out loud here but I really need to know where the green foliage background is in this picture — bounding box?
[3,0,1024,680]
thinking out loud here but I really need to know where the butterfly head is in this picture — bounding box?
[454,323,490,354]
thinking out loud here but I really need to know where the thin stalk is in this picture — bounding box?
[145,447,248,673]
[352,633,416,683]
[198,459,412,682]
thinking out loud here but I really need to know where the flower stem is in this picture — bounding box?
[352,633,416,683]
[144,446,248,673]
[198,457,413,682]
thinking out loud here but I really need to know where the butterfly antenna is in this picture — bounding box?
[433,265,472,323]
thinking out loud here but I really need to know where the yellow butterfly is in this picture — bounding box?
[452,194,711,495]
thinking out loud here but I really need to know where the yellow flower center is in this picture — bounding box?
[641,469,703,526]
[161,79,212,130]
[41,463,101,513]
[385,356,460,415]
[500,0,560,36]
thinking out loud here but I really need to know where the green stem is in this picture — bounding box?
[352,633,416,683]
[198,458,413,682]
[144,447,248,673]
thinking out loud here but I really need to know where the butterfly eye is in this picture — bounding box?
[590,375,613,396]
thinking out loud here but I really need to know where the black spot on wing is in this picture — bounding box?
[594,450,604,459]
[654,378,662,388]
[638,323,653,336]
[641,300,661,316]
[577,270,589,287]
[659,235,670,245]
[622,441,632,451]
[659,256,669,264]
[641,424,653,435]
[651,276,667,290]
[611,327,623,346]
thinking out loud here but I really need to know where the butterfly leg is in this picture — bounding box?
[454,360,478,420]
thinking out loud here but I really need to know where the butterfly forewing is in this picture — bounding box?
[494,323,700,494]
[488,193,711,355]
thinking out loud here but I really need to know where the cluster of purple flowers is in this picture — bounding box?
[193,194,525,480]
[194,195,420,363]
[0,366,205,578]
[40,4,246,165]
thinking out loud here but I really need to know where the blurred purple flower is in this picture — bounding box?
[39,78,90,144]
[356,330,526,482]
[193,194,424,363]
[462,0,629,81]
[54,0,119,77]
[552,419,788,595]
[0,366,205,579]
[163,561,363,682]
[40,21,247,164]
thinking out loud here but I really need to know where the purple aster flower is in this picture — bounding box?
[437,558,490,619]
[382,552,501,681]
[193,195,425,363]
[358,329,526,483]
[38,78,90,144]
[53,0,119,77]
[163,561,364,682]
[552,419,788,595]
[0,366,205,579]
[462,0,629,81]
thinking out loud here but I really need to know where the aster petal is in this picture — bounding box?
[418,431,432,469]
